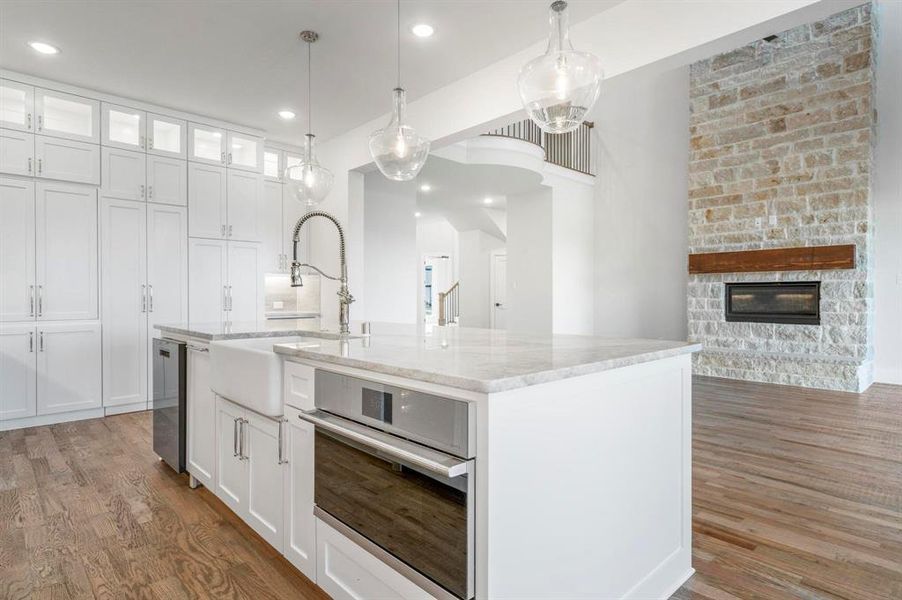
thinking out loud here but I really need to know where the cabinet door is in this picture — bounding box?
[0,129,35,176]
[35,136,100,185]
[283,408,316,579]
[102,103,146,152]
[101,199,147,408]
[261,179,284,272]
[282,187,309,266]
[226,132,262,173]
[100,147,146,202]
[148,113,186,159]
[0,79,35,132]
[188,238,227,325]
[187,345,216,487]
[227,241,262,324]
[35,88,100,143]
[263,148,283,182]
[226,170,262,242]
[36,183,98,321]
[188,123,226,166]
[0,178,36,322]
[215,396,247,514]
[147,155,186,206]
[188,162,227,239]
[245,412,284,550]
[0,323,37,420]
[36,322,102,415]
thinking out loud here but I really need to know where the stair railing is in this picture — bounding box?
[438,281,460,326]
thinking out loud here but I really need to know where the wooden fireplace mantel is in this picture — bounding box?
[688,244,856,274]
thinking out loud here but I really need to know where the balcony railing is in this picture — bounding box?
[483,119,594,176]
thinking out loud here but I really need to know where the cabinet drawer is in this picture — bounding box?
[283,361,314,411]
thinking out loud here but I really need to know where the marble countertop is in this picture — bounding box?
[155,320,337,341]
[272,325,701,393]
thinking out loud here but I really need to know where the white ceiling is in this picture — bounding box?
[0,0,622,144]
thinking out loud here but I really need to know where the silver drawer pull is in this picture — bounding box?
[298,409,471,479]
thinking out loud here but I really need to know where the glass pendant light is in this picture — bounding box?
[368,0,430,181]
[518,1,603,134]
[286,30,334,206]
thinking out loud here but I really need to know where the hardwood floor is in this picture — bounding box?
[675,377,902,600]
[0,376,899,599]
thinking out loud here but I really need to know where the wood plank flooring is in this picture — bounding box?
[0,376,899,599]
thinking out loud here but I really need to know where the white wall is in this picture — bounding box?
[592,66,690,341]
[550,172,596,335]
[362,174,418,324]
[506,188,554,334]
[873,0,902,384]
[417,219,460,325]
[458,229,505,328]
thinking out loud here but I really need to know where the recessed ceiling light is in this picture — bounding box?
[411,23,434,38]
[414,211,422,218]
[419,183,431,192]
[278,110,296,120]
[483,197,493,204]
[28,41,60,55]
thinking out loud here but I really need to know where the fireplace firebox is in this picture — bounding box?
[724,282,820,325]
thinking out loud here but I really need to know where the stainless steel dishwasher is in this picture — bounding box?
[152,338,187,473]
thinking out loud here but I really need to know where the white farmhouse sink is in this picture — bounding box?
[209,336,321,417]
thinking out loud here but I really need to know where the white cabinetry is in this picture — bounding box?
[101,147,146,201]
[0,79,35,132]
[148,155,187,206]
[187,344,216,487]
[226,132,263,173]
[262,179,284,272]
[227,169,262,242]
[35,136,100,185]
[35,88,99,143]
[36,182,99,321]
[227,241,262,323]
[0,129,35,176]
[260,149,309,274]
[147,204,188,339]
[188,162,227,239]
[189,123,226,166]
[36,322,102,415]
[101,199,147,408]
[102,103,145,151]
[0,178,36,322]
[0,324,37,420]
[216,395,249,514]
[283,405,316,580]
[148,113,186,159]
[188,238,261,326]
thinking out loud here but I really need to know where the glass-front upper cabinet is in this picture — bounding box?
[263,148,283,181]
[188,123,226,166]
[148,113,186,159]
[102,103,146,151]
[0,79,35,132]
[285,152,303,182]
[35,88,100,143]
[227,132,263,173]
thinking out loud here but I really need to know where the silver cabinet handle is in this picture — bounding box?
[29,332,34,353]
[221,151,226,164]
[29,285,34,317]
[27,113,32,130]
[233,417,240,457]
[227,152,232,165]
[39,331,44,352]
[37,285,43,317]
[140,184,145,199]
[278,420,288,465]
[37,115,43,131]
[37,158,42,175]
[148,285,153,312]
[141,284,146,312]
[220,224,226,238]
[223,286,228,311]
[239,419,248,460]
[27,157,32,174]
[228,225,233,237]
[149,137,154,150]
[148,186,153,199]
[187,344,209,353]
[140,135,145,150]
[228,286,233,311]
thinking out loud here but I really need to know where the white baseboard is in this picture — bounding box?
[0,408,105,432]
[874,366,902,386]
[623,546,694,600]
[104,401,149,416]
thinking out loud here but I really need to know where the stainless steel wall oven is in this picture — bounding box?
[298,370,476,600]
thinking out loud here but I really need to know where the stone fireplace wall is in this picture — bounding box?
[687,4,875,391]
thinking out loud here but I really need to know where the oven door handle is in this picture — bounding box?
[298,409,471,479]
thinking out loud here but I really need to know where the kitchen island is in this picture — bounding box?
[157,321,699,600]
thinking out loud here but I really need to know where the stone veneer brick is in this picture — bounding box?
[687,3,875,392]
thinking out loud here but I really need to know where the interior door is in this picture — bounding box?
[35,88,99,143]
[261,179,284,272]
[226,170,262,242]
[0,129,35,176]
[0,178,36,322]
[100,147,146,202]
[491,252,507,330]
[227,241,262,324]
[215,397,247,514]
[101,199,147,408]
[187,346,216,487]
[0,79,35,132]
[187,238,227,325]
[0,323,37,421]
[35,136,100,186]
[188,162,227,239]
[245,412,284,550]
[36,183,98,321]
[147,113,186,158]
[102,103,146,152]
[36,322,102,415]
[147,155,187,206]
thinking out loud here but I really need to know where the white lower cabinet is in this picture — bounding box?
[35,322,102,415]
[0,129,35,176]
[216,396,249,515]
[283,405,316,580]
[316,518,436,600]
[35,135,100,185]
[0,324,38,420]
[187,344,216,487]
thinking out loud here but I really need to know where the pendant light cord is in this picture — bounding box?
[397,0,401,89]
[307,39,312,136]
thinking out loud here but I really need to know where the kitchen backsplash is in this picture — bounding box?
[264,273,321,314]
